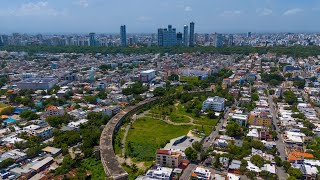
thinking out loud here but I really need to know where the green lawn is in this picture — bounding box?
[80,158,106,180]
[180,76,200,83]
[169,114,191,123]
[126,117,191,161]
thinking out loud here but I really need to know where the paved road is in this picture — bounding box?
[267,94,287,180]
[179,163,197,180]
[203,107,232,149]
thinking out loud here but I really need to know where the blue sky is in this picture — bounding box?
[1,0,320,33]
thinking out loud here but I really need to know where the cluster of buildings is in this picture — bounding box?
[157,22,195,47]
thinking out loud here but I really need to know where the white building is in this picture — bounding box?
[191,167,212,180]
[45,106,65,116]
[202,96,225,112]
[140,69,156,82]
[102,106,120,118]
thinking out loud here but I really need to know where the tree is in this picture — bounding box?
[1,106,14,115]
[251,93,259,101]
[153,87,166,97]
[20,110,39,121]
[168,74,179,81]
[250,155,265,168]
[226,121,243,137]
[214,154,222,168]
[46,114,71,128]
[283,90,297,105]
[207,110,216,119]
[275,156,282,166]
[192,141,203,152]
[185,147,197,161]
[0,158,14,169]
[283,161,291,172]
[269,89,275,95]
[245,171,257,180]
[288,167,302,179]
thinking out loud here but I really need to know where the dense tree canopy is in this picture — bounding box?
[2,45,320,58]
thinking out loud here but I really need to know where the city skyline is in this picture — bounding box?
[1,0,320,33]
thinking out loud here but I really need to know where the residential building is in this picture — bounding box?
[156,149,182,168]
[46,106,65,116]
[202,96,225,112]
[30,157,54,173]
[120,25,127,47]
[183,25,188,47]
[140,69,156,82]
[189,22,195,47]
[89,32,96,46]
[102,106,120,117]
[177,32,183,46]
[157,25,177,47]
[213,33,223,47]
[231,113,248,126]
[190,166,212,180]
[248,112,272,127]
[16,78,58,90]
[137,167,173,180]
[35,127,53,140]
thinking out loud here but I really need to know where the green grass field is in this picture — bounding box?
[80,158,106,180]
[169,114,191,123]
[126,117,191,161]
[180,76,200,83]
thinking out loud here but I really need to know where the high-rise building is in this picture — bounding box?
[158,25,177,47]
[213,33,223,47]
[157,28,164,46]
[205,34,210,43]
[0,35,3,46]
[120,25,127,47]
[183,25,188,47]
[189,22,195,47]
[89,33,96,46]
[228,34,234,46]
[247,32,252,38]
[177,32,183,46]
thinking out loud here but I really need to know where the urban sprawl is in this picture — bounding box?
[0,23,319,180]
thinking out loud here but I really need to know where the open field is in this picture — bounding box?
[126,117,191,161]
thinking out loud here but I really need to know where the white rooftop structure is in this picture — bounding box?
[144,167,173,180]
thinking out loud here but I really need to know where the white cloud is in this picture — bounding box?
[256,8,273,16]
[184,6,192,12]
[0,1,65,17]
[283,8,303,16]
[79,0,89,8]
[136,16,152,22]
[220,10,242,17]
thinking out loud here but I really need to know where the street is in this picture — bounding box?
[268,94,287,180]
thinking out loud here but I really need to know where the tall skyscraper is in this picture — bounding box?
[158,28,164,46]
[177,32,183,46]
[0,35,3,46]
[120,25,127,47]
[89,33,96,46]
[213,33,223,47]
[228,34,234,46]
[183,25,188,47]
[158,25,177,47]
[247,32,252,38]
[205,34,210,43]
[189,22,195,47]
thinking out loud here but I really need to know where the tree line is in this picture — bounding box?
[1,45,320,57]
